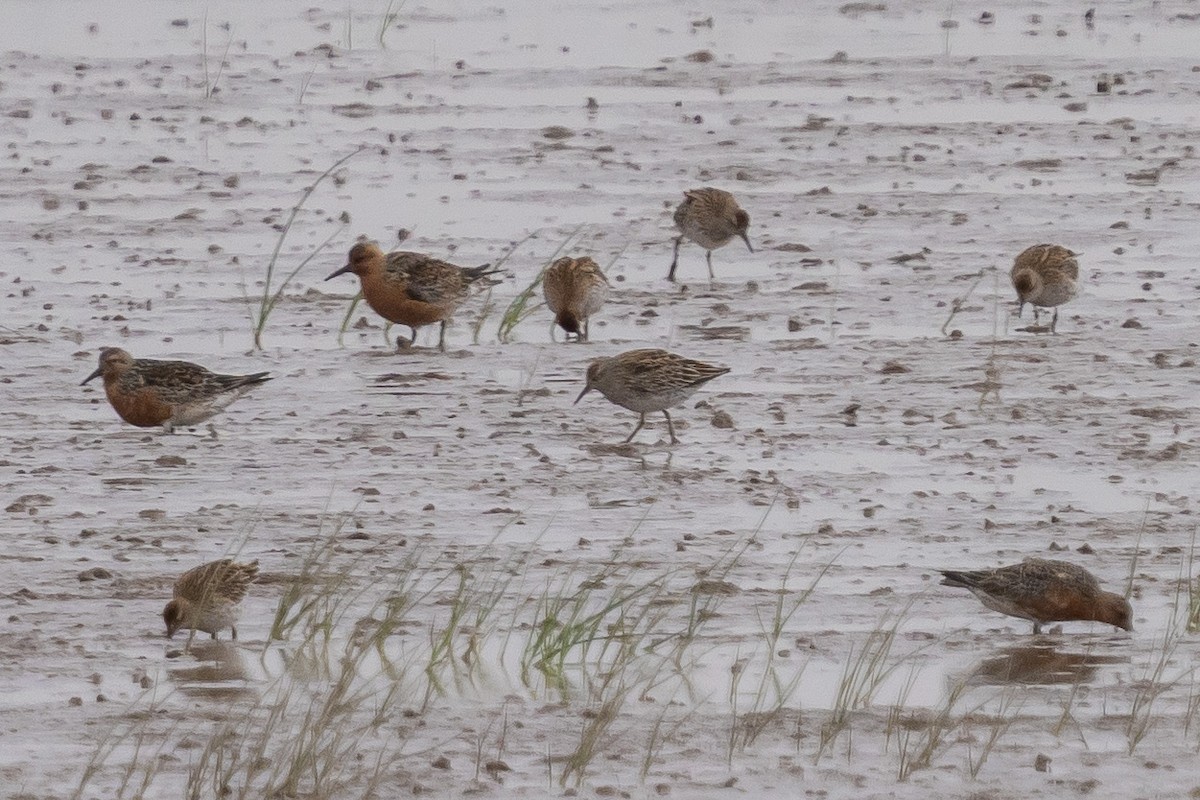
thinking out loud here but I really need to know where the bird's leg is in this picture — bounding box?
[1050,307,1059,334]
[231,626,238,641]
[1032,621,1042,635]
[582,317,589,342]
[438,321,448,352]
[667,236,683,282]
[706,250,715,283]
[663,410,679,444]
[1032,306,1041,326]
[211,631,218,640]
[624,413,647,443]
[395,326,417,351]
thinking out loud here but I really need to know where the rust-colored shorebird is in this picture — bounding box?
[668,187,752,283]
[543,256,610,342]
[1011,244,1080,332]
[326,241,499,351]
[164,558,260,640]
[81,347,271,433]
[940,558,1132,634]
[574,348,729,444]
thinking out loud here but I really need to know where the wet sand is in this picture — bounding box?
[3,0,1200,796]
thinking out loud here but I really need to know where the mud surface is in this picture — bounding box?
[3,1,1200,797]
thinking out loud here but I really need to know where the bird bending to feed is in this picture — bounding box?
[574,348,729,444]
[543,256,611,341]
[668,187,752,283]
[326,241,500,351]
[1011,244,1079,333]
[939,558,1132,634]
[163,558,260,640]
[81,347,271,433]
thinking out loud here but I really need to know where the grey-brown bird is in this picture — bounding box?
[1011,244,1080,333]
[940,558,1132,634]
[163,558,260,640]
[574,348,729,444]
[81,348,271,433]
[543,256,611,341]
[326,241,500,351]
[668,187,752,283]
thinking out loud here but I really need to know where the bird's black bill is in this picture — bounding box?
[325,264,353,281]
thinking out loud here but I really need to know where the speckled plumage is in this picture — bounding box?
[81,347,271,433]
[940,558,1132,634]
[164,558,260,640]
[542,256,610,341]
[326,241,500,351]
[668,187,753,283]
[1011,244,1080,332]
[574,348,729,444]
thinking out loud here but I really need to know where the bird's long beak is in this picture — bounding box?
[739,232,754,254]
[325,264,353,281]
[573,384,593,405]
[81,367,103,386]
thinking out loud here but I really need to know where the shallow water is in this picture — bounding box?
[4,0,1200,797]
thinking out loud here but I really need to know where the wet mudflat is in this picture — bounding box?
[3,1,1200,797]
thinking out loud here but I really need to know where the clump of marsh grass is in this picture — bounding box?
[518,552,674,699]
[251,145,365,350]
[201,13,233,100]
[651,527,758,690]
[468,233,531,344]
[335,290,367,347]
[965,688,1021,779]
[640,695,697,782]
[816,604,915,762]
[894,677,970,781]
[73,520,430,799]
[376,0,407,47]
[1126,545,1197,755]
[188,532,439,798]
[556,576,684,788]
[1124,627,1185,756]
[297,64,318,104]
[1051,658,1090,740]
[1179,530,1200,634]
[940,267,990,336]
[70,693,174,800]
[424,541,535,703]
[342,7,354,50]
[78,513,851,796]
[727,549,834,758]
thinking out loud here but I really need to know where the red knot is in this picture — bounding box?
[940,558,1132,634]
[81,347,270,433]
[326,241,500,351]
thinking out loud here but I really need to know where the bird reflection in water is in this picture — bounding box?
[167,639,256,700]
[965,642,1128,686]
